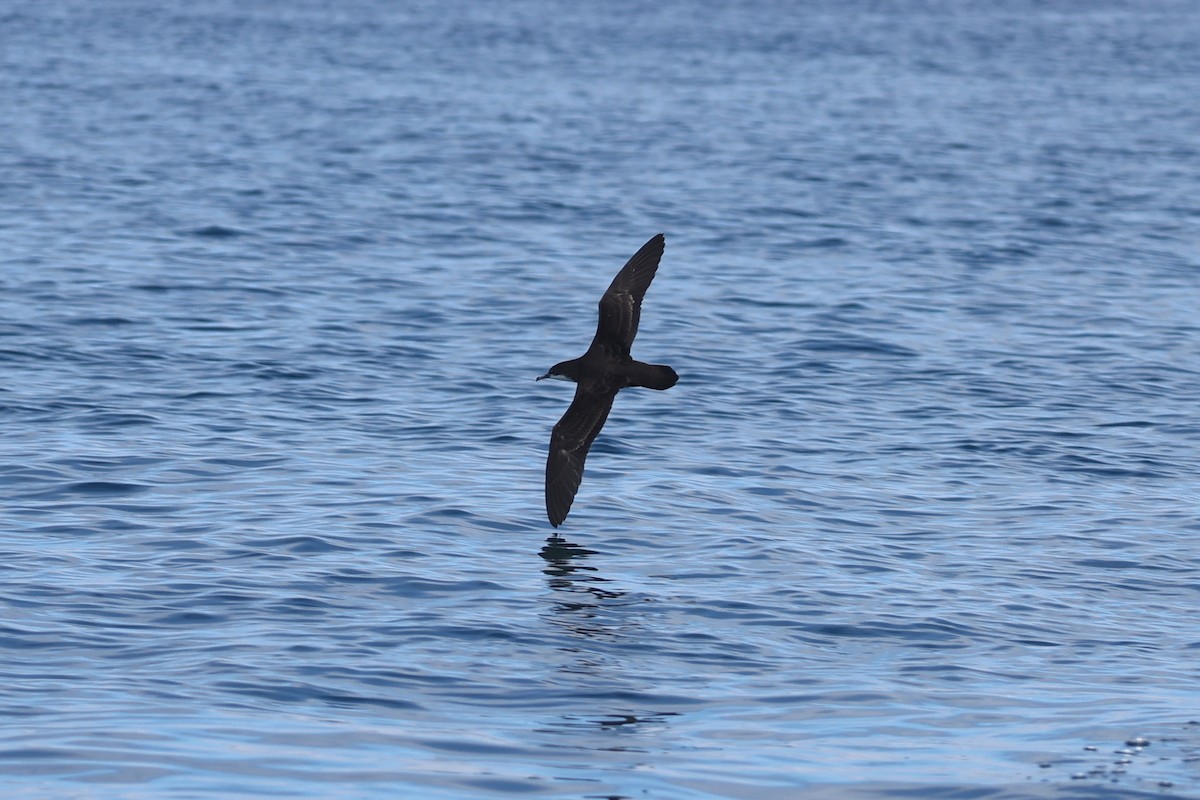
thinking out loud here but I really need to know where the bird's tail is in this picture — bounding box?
[625,361,678,391]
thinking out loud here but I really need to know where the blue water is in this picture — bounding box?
[3,1,1200,797]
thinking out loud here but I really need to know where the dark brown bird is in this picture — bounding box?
[536,233,678,528]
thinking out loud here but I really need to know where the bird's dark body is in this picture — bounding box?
[538,234,678,528]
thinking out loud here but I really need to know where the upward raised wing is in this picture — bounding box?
[545,384,618,528]
[591,233,665,356]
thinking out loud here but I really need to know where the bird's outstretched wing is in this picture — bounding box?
[545,384,618,527]
[592,233,665,355]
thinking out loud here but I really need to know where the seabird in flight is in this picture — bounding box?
[537,233,678,528]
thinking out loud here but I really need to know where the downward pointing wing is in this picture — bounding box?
[545,384,617,527]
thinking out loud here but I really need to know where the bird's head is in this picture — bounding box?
[536,360,580,383]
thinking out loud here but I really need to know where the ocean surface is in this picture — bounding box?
[2,1,1199,797]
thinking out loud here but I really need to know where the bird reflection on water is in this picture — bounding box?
[535,534,681,744]
[539,535,627,608]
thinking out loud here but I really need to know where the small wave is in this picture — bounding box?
[60,481,149,496]
[187,225,250,238]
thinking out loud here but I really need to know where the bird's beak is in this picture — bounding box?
[535,373,549,381]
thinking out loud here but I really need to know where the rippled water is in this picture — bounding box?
[3,1,1200,797]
